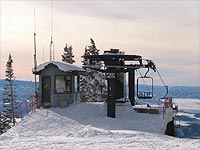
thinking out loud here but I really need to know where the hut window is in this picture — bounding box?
[55,75,72,93]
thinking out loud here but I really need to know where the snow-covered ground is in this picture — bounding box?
[174,98,200,139]
[0,101,200,150]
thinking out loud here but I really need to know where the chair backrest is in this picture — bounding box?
[137,76,153,99]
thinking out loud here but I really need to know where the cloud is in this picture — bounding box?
[49,1,138,20]
[47,1,199,24]
[1,0,199,85]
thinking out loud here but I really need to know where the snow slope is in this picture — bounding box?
[0,102,200,150]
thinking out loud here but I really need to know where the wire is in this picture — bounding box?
[156,68,166,86]
[155,68,168,98]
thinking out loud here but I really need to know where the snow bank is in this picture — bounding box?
[0,102,200,150]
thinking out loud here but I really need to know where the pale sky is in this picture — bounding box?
[0,0,199,86]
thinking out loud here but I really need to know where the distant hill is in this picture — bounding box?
[168,86,200,99]
[125,84,200,100]
[0,80,199,111]
[0,80,36,111]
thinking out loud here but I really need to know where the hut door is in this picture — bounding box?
[42,76,51,107]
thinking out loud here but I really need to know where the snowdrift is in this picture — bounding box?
[0,102,200,150]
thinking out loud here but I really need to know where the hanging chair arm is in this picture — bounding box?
[163,85,168,98]
[144,67,150,77]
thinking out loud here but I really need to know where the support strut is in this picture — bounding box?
[107,78,116,118]
[129,70,135,106]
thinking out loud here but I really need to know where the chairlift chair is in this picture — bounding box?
[137,76,153,99]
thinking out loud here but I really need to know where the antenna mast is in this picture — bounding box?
[43,45,45,61]
[50,0,55,61]
[34,8,37,94]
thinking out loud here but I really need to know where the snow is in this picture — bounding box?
[173,99,200,138]
[32,61,85,73]
[174,99,200,112]
[0,101,200,149]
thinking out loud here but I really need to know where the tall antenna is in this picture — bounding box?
[34,8,37,94]
[49,0,55,61]
[43,45,45,61]
[0,0,1,79]
[0,29,1,79]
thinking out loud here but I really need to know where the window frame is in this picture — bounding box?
[74,75,80,93]
[55,75,72,94]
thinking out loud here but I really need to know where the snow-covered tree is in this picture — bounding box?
[80,38,106,102]
[2,54,17,127]
[61,43,75,64]
[87,38,99,55]
[0,112,11,134]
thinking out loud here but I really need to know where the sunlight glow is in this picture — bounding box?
[0,1,199,85]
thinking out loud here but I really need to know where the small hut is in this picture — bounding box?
[32,61,85,108]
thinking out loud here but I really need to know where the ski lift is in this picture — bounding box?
[137,68,153,99]
[137,76,153,99]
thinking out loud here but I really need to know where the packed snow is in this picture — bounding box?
[0,101,200,150]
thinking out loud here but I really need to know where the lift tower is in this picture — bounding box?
[84,49,156,118]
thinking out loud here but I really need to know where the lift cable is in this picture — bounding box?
[144,58,168,99]
[156,68,166,87]
[155,68,168,98]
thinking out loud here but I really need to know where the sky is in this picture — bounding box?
[0,0,199,86]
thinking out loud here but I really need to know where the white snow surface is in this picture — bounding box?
[32,61,85,73]
[174,98,200,127]
[0,102,200,150]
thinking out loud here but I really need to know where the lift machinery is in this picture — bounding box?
[84,49,157,118]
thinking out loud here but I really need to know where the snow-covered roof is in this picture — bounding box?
[32,61,85,73]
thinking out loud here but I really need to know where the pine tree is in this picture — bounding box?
[0,112,11,134]
[80,38,106,102]
[2,54,17,128]
[61,43,75,64]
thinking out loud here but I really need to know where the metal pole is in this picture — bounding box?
[129,70,135,106]
[49,0,55,61]
[107,78,116,118]
[34,8,37,94]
